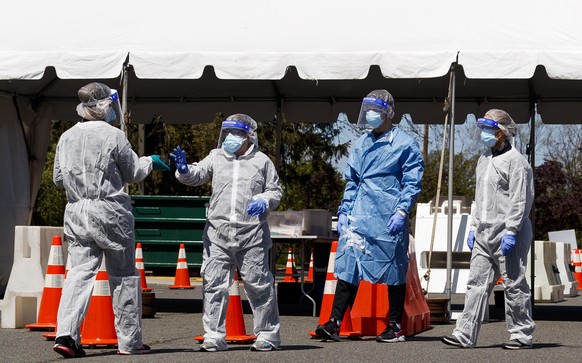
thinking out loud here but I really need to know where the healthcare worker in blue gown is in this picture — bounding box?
[315,89,424,343]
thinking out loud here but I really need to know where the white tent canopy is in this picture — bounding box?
[2,0,582,296]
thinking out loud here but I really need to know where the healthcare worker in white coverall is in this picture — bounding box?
[52,82,169,358]
[170,114,282,352]
[441,109,535,350]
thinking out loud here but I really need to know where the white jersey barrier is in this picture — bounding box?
[413,198,473,295]
[0,226,65,328]
[553,241,578,297]
[414,198,572,305]
[526,241,565,303]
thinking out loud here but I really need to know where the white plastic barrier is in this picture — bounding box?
[553,241,578,297]
[526,241,565,303]
[0,226,64,328]
[414,198,473,294]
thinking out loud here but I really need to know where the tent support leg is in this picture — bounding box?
[445,59,458,318]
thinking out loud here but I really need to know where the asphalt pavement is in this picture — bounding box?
[1,278,581,363]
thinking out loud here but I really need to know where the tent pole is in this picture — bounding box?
[446,58,458,317]
[529,102,536,311]
[121,64,129,136]
[121,64,129,193]
[275,98,283,172]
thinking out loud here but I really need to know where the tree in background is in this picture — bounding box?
[545,124,582,177]
[534,160,582,247]
[32,120,73,226]
[267,117,349,211]
[415,150,478,221]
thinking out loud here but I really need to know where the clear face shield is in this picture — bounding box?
[356,97,394,129]
[474,117,510,147]
[217,120,251,148]
[76,87,123,124]
[109,89,123,124]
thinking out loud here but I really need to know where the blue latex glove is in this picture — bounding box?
[246,198,267,217]
[467,229,475,251]
[170,146,189,174]
[501,232,516,256]
[150,155,170,171]
[386,211,406,235]
[337,214,347,234]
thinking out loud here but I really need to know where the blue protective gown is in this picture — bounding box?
[335,127,424,286]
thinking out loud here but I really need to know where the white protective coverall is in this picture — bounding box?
[176,143,282,350]
[452,144,535,347]
[53,121,154,352]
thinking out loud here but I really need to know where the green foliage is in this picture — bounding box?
[269,119,349,211]
[417,149,478,205]
[127,117,222,197]
[31,120,74,226]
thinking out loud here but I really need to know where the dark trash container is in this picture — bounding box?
[131,195,209,276]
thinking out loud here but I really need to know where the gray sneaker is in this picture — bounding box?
[441,335,463,347]
[502,340,532,350]
[250,340,279,352]
[199,341,227,352]
[117,344,151,355]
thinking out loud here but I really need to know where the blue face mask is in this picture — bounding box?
[366,110,384,129]
[480,128,498,147]
[105,107,117,123]
[222,133,246,154]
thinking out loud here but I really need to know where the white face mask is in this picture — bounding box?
[480,128,498,147]
[222,133,246,154]
[366,110,384,129]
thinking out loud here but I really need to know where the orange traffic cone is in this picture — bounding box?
[80,259,118,347]
[351,235,432,337]
[42,257,71,341]
[282,247,297,282]
[194,271,256,343]
[26,235,65,331]
[350,281,389,336]
[306,250,314,283]
[572,249,582,290]
[401,235,431,336]
[169,244,195,290]
[309,240,360,339]
[135,243,152,292]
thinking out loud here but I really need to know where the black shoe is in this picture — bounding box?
[314,317,341,342]
[502,340,532,350]
[53,335,86,359]
[441,335,463,347]
[376,321,405,343]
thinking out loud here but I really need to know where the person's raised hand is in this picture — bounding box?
[170,146,189,174]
